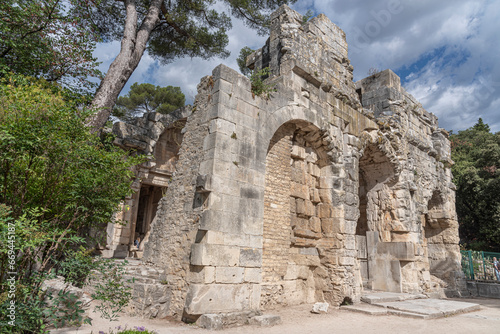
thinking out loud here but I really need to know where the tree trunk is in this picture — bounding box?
[87,0,162,133]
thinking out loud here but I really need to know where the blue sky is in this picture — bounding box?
[94,0,500,132]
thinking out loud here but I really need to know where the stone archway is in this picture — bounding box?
[356,143,400,291]
[261,120,338,308]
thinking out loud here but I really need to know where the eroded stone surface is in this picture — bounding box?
[105,4,466,323]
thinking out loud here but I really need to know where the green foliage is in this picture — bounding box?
[57,249,134,321]
[0,0,102,91]
[302,9,314,24]
[0,74,142,332]
[451,118,500,251]
[0,265,92,333]
[90,260,133,322]
[43,287,91,329]
[113,83,185,121]
[250,67,275,99]
[0,74,142,230]
[236,46,255,76]
[0,271,50,333]
[57,247,95,288]
[75,0,296,64]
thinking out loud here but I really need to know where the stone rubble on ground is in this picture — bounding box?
[311,302,329,314]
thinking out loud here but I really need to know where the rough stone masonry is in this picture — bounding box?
[106,5,467,323]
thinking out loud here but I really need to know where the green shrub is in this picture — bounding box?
[90,259,134,322]
[0,74,143,333]
[250,67,276,99]
[57,247,96,288]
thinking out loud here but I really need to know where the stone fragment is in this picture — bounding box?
[317,203,334,218]
[311,302,329,314]
[196,314,224,330]
[309,216,321,233]
[291,182,309,199]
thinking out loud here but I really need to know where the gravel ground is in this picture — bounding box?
[52,297,500,334]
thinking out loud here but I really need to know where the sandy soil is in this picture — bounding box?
[52,297,500,334]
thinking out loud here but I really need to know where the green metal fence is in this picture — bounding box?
[461,250,500,281]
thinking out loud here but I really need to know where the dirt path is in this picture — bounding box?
[52,297,500,334]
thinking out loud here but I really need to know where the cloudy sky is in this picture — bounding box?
[94,0,500,132]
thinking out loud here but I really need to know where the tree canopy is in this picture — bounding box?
[0,0,102,91]
[113,82,185,121]
[236,46,254,76]
[83,0,297,132]
[451,118,500,251]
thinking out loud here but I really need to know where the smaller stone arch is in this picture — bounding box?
[356,141,398,240]
[358,129,401,177]
[153,120,186,173]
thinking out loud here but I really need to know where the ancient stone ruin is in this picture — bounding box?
[105,5,466,323]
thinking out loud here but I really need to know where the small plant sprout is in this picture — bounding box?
[250,67,276,99]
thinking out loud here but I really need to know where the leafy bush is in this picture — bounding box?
[90,259,134,322]
[58,247,96,288]
[0,74,143,333]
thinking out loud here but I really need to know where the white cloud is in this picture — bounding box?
[301,0,500,132]
[93,3,266,105]
[93,0,500,132]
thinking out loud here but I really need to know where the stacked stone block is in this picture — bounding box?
[105,4,466,323]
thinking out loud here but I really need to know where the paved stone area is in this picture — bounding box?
[361,291,427,304]
[377,299,480,319]
[341,303,389,316]
[344,292,480,319]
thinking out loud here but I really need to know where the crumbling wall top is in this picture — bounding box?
[246,5,356,100]
[112,106,192,155]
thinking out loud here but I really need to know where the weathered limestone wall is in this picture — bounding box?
[262,123,333,309]
[107,4,465,322]
[355,69,465,295]
[142,77,213,318]
[262,124,294,306]
[104,107,191,259]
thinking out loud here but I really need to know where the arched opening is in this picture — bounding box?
[424,190,454,286]
[356,143,397,290]
[153,120,185,172]
[261,121,334,308]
